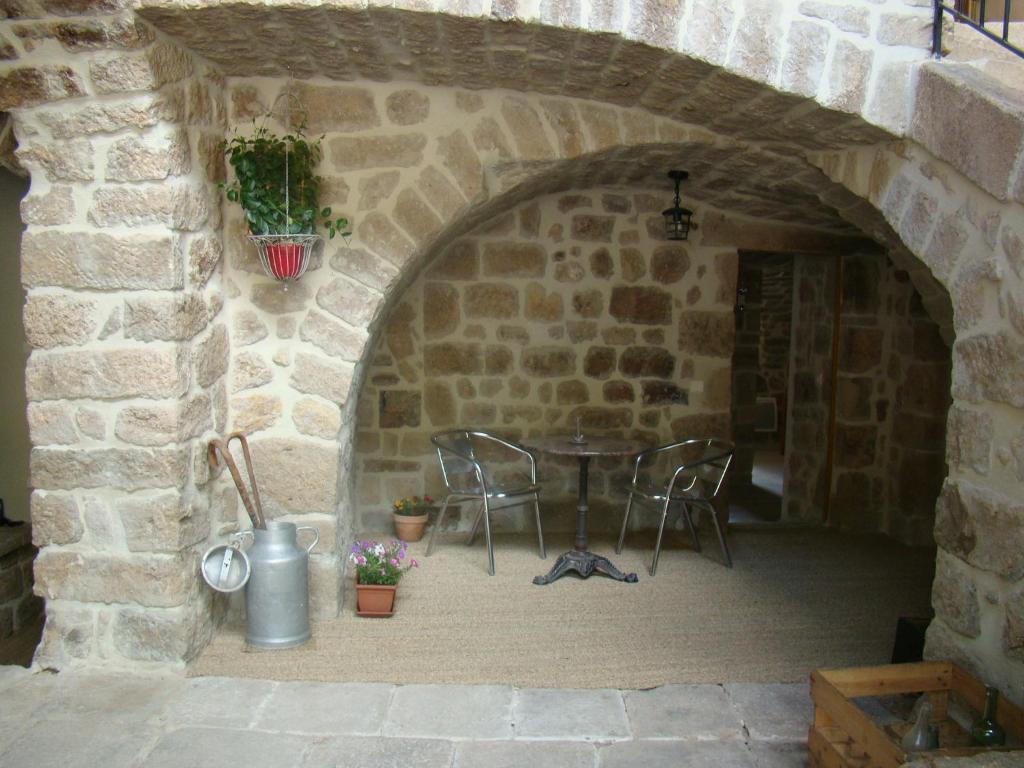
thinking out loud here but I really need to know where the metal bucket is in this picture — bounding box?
[238,521,319,649]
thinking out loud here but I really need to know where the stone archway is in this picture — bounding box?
[1,1,1020,697]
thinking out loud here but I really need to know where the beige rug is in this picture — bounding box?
[189,527,935,689]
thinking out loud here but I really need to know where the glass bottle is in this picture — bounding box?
[902,699,933,752]
[970,686,1006,747]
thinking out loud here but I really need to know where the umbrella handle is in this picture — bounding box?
[225,431,266,529]
[208,438,266,530]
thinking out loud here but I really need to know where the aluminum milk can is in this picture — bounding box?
[238,521,319,649]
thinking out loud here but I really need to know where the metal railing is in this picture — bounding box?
[933,0,1024,59]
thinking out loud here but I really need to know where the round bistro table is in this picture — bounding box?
[521,435,647,585]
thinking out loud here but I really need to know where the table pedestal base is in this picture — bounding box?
[533,550,638,585]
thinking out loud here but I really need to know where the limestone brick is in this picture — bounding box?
[482,242,545,277]
[114,396,210,447]
[232,350,273,393]
[26,345,188,401]
[331,247,400,291]
[112,601,211,663]
[34,550,193,608]
[286,82,378,133]
[231,392,282,433]
[22,231,183,290]
[393,187,443,245]
[501,96,555,160]
[935,480,1024,581]
[232,308,268,346]
[386,88,429,126]
[437,128,483,200]
[797,1,869,35]
[423,282,459,338]
[953,332,1024,409]
[250,281,310,315]
[27,402,77,445]
[825,39,872,114]
[357,212,415,268]
[17,138,93,181]
[356,171,400,212]
[188,234,222,288]
[609,286,672,325]
[31,446,189,491]
[250,438,340,516]
[23,293,98,348]
[0,65,84,110]
[119,491,209,553]
[329,133,426,170]
[292,397,341,440]
[299,309,367,362]
[20,184,73,225]
[464,283,518,319]
[290,352,354,405]
[124,293,207,342]
[932,551,981,638]
[105,131,190,181]
[946,405,993,476]
[193,324,228,387]
[30,491,82,547]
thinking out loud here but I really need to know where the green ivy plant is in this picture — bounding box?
[220,120,351,239]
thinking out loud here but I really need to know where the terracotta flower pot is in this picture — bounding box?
[355,580,397,617]
[393,512,429,542]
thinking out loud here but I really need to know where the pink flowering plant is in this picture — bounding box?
[349,539,419,586]
[393,495,433,517]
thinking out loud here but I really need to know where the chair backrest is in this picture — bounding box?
[647,437,734,499]
[432,430,525,493]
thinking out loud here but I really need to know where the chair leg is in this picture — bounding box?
[482,497,495,576]
[616,492,635,554]
[681,502,701,553]
[704,501,732,568]
[533,493,546,559]
[650,498,671,576]
[466,501,484,546]
[426,495,453,557]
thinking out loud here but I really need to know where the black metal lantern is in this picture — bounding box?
[663,170,693,241]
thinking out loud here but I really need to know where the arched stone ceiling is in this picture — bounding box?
[136,2,896,156]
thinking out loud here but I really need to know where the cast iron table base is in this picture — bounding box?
[532,550,638,584]
[522,443,640,586]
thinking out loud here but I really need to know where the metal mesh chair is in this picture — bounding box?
[615,437,735,574]
[427,430,545,575]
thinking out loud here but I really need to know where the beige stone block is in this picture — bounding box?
[284,81,378,133]
[577,102,620,152]
[113,601,212,663]
[75,407,106,440]
[232,308,268,346]
[123,293,207,342]
[188,234,222,289]
[952,332,1024,409]
[357,211,415,268]
[14,15,152,51]
[26,345,188,401]
[0,65,85,110]
[34,603,95,667]
[299,309,367,363]
[935,479,1024,581]
[424,342,482,376]
[18,138,93,181]
[26,402,77,446]
[21,185,74,225]
[501,96,555,160]
[22,231,183,290]
[876,11,932,48]
[330,247,399,293]
[357,170,400,212]
[119,491,209,553]
[824,39,872,113]
[23,293,98,349]
[472,116,515,162]
[781,20,829,98]
[464,283,519,319]
[329,133,426,170]
[35,550,193,608]
[232,350,273,393]
[423,282,459,338]
[386,88,429,126]
[231,392,282,434]
[292,397,341,440]
[931,551,981,638]
[522,346,575,377]
[540,99,583,158]
[31,445,189,491]
[427,240,479,281]
[250,438,340,516]
[290,351,354,406]
[482,242,545,277]
[651,244,691,284]
[105,130,190,182]
[610,286,671,325]
[38,91,180,138]
[946,405,992,476]
[249,281,310,315]
[416,165,466,222]
[194,324,229,387]
[115,396,210,447]
[308,553,341,619]
[438,128,484,201]
[393,187,443,245]
[30,491,82,546]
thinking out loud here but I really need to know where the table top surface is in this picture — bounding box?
[521,435,648,458]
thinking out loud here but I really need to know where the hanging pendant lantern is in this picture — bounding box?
[663,170,693,242]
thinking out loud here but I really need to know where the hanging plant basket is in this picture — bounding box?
[248,233,320,288]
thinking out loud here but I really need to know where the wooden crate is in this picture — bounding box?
[809,661,1024,768]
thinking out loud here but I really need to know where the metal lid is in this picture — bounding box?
[200,543,252,593]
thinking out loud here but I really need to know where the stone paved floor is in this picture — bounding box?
[0,666,811,767]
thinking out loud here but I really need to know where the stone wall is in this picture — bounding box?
[783,251,951,546]
[353,188,736,533]
[4,10,229,668]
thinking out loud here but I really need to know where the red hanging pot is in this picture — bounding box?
[265,241,305,279]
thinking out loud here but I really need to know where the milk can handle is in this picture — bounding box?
[231,530,255,548]
[296,526,319,554]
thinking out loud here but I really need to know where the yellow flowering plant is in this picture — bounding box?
[393,495,433,517]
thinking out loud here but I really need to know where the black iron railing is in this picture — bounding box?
[933,0,1024,59]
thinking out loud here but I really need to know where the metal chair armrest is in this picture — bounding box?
[470,431,538,483]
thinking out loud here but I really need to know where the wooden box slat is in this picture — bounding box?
[808,661,1024,768]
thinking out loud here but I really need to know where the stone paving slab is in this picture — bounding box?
[514,687,631,740]
[255,680,394,735]
[623,683,744,739]
[0,670,819,767]
[384,683,514,739]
